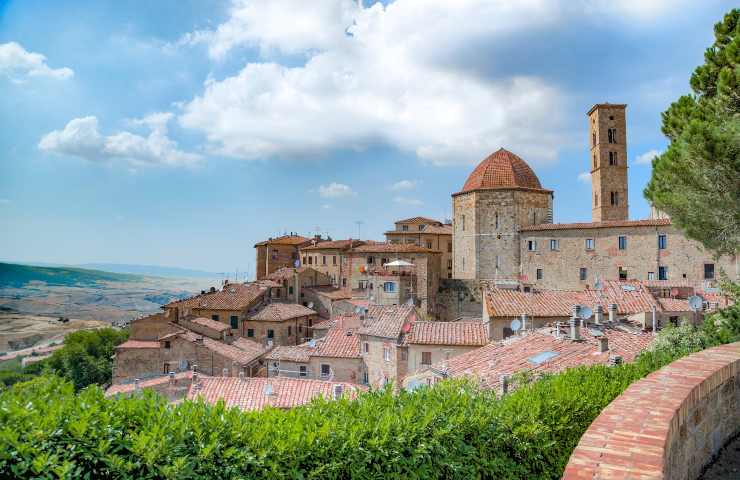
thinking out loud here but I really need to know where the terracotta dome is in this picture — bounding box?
[460,148,544,193]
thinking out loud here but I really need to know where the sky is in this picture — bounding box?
[0,0,734,277]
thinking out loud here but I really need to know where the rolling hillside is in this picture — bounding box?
[0,263,143,288]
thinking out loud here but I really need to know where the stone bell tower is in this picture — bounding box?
[588,103,628,222]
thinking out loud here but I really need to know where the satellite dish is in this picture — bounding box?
[294,259,300,268]
[307,302,314,309]
[354,306,363,314]
[578,306,593,320]
[510,319,522,332]
[688,295,704,312]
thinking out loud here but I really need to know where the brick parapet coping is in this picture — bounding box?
[562,342,740,480]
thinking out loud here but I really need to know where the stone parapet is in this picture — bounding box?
[563,342,740,480]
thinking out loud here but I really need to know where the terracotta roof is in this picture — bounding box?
[254,235,310,247]
[301,239,365,251]
[520,218,671,231]
[313,328,361,358]
[656,297,692,312]
[187,376,363,411]
[405,321,489,346]
[265,344,315,363]
[105,371,193,396]
[249,303,317,321]
[386,224,452,236]
[395,216,442,225]
[165,283,268,311]
[116,340,160,349]
[456,148,549,195]
[358,304,416,339]
[175,331,267,366]
[311,318,335,330]
[189,316,230,332]
[484,281,660,318]
[420,325,653,390]
[350,243,439,254]
[303,286,352,300]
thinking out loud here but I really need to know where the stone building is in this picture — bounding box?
[589,104,629,222]
[265,266,333,304]
[299,239,366,286]
[242,302,318,347]
[402,321,489,374]
[357,304,417,388]
[254,233,312,280]
[452,148,554,281]
[385,217,453,279]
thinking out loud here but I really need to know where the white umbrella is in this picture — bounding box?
[383,260,415,267]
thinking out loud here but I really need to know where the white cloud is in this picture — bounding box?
[577,171,591,183]
[178,0,567,166]
[394,196,424,206]
[0,42,73,82]
[634,149,661,165]
[318,182,355,198]
[39,114,201,167]
[389,179,418,191]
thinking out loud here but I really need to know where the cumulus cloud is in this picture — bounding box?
[394,196,424,206]
[0,42,73,82]
[178,0,568,166]
[318,182,355,198]
[634,149,661,165]
[39,114,201,167]
[389,179,418,191]
[577,171,591,183]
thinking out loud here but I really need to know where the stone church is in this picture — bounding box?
[451,103,738,291]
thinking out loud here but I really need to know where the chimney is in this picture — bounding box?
[569,317,581,341]
[554,322,561,338]
[222,368,229,377]
[238,371,245,381]
[196,336,204,345]
[608,355,623,366]
[608,304,617,323]
[500,374,511,396]
[521,314,529,332]
[134,378,140,391]
[594,305,604,325]
[168,371,175,387]
[598,337,609,353]
[332,384,344,400]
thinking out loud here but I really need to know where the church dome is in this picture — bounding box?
[459,148,545,193]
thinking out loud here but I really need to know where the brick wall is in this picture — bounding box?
[563,342,740,480]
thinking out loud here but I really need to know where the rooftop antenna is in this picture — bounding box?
[355,220,364,240]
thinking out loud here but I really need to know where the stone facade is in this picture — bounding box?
[130,311,178,341]
[519,222,738,291]
[308,355,364,384]
[405,344,480,373]
[241,314,315,347]
[360,335,408,388]
[254,234,312,280]
[385,217,453,279]
[452,189,552,280]
[436,279,484,322]
[589,103,629,222]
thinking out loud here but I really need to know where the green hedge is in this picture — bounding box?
[1,302,738,479]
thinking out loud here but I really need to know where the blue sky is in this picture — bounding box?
[0,0,734,277]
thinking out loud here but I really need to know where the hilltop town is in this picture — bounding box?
[108,103,738,409]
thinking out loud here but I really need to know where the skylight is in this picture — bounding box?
[528,351,559,365]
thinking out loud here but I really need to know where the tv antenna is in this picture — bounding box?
[354,220,364,239]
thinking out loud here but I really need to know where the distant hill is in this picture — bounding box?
[77,263,218,279]
[0,263,143,288]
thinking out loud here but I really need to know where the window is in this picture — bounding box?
[658,266,668,281]
[610,191,619,206]
[299,365,307,377]
[608,128,616,144]
[495,213,500,229]
[342,278,347,287]
[419,224,425,231]
[447,259,453,269]
[658,234,667,250]
[595,193,599,207]
[367,256,374,264]
[426,241,432,249]
[585,238,594,250]
[648,272,655,281]
[247,328,254,338]
[322,256,326,265]
[495,255,501,269]
[211,314,220,321]
[421,352,432,366]
[274,289,281,298]
[288,286,294,295]
[536,268,543,280]
[287,326,292,336]
[549,239,559,251]
[332,255,337,265]
[527,240,537,251]
[267,329,275,339]
[383,282,396,293]
[447,242,452,253]
[592,132,596,146]
[704,263,715,280]
[593,154,597,169]
[362,371,369,384]
[402,225,408,231]
[609,151,618,166]
[363,342,369,354]
[579,268,587,281]
[308,256,313,265]
[320,364,331,377]
[461,215,465,231]
[383,347,391,362]
[302,256,306,264]
[400,349,407,361]
[164,341,171,349]
[230,315,238,329]
[381,258,389,265]
[462,257,465,270]
[619,267,628,280]
[618,235,627,250]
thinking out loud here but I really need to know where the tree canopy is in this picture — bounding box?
[644,8,740,257]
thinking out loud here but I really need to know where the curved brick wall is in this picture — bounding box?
[562,342,740,480]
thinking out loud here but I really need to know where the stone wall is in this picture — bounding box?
[308,356,363,384]
[436,279,483,322]
[590,104,629,222]
[406,344,480,374]
[520,224,738,291]
[113,347,162,383]
[563,342,740,480]
[242,315,314,347]
[130,312,177,341]
[360,335,402,388]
